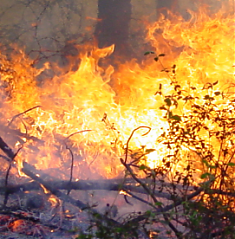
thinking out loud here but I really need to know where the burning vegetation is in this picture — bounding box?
[0,0,234,238]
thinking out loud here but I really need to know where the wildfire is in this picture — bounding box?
[0,1,234,181]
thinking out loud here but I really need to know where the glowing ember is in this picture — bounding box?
[0,1,234,180]
[119,190,132,197]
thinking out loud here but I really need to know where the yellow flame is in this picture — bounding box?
[119,190,132,197]
[0,1,234,181]
[48,195,59,207]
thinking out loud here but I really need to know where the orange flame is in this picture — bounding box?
[0,2,234,181]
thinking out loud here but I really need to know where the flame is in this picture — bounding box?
[48,195,59,207]
[0,1,234,181]
[10,219,27,233]
[119,190,132,197]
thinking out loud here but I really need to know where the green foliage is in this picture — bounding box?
[152,75,235,238]
[80,56,235,238]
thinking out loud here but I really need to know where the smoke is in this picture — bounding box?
[0,0,97,66]
[0,0,230,66]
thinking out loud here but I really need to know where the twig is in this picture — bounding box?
[7,105,41,127]
[128,186,204,225]
[3,149,20,206]
[0,125,44,144]
[122,127,182,238]
[124,126,151,164]
[0,206,71,233]
[64,130,92,195]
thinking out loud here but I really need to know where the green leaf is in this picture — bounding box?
[155,201,163,206]
[171,115,181,121]
[154,57,159,62]
[145,149,156,154]
[200,173,210,179]
[208,164,216,169]
[165,162,171,168]
[168,111,173,118]
[145,210,155,217]
[159,105,167,110]
[228,162,235,167]
[139,165,148,170]
[202,159,209,167]
[144,51,155,55]
[164,98,171,106]
[204,95,214,101]
[116,227,124,233]
[200,173,215,181]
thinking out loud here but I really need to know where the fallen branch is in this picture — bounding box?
[0,125,45,144]
[21,164,153,238]
[0,136,15,161]
[0,179,173,199]
[21,163,120,224]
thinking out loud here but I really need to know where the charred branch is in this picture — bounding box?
[0,136,15,161]
[0,179,173,199]
[21,164,122,227]
[0,125,45,144]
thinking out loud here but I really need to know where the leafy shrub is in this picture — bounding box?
[77,60,235,239]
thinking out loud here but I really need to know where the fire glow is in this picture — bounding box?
[0,2,234,180]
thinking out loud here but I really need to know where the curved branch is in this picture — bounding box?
[124,126,151,164]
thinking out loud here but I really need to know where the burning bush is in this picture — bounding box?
[0,0,234,238]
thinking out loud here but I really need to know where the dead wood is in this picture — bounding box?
[0,206,73,236]
[21,164,121,226]
[0,179,173,199]
[0,136,15,161]
[22,163,89,210]
[0,125,44,144]
[0,135,234,203]
[0,132,234,238]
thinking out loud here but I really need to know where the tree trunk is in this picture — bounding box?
[94,0,132,58]
[157,0,178,9]
[156,0,179,16]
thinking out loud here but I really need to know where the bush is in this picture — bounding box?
[77,62,235,238]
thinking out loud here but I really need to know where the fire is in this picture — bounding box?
[119,190,132,197]
[0,1,234,180]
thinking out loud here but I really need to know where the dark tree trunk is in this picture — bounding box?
[156,0,179,16]
[157,0,178,9]
[94,0,132,58]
